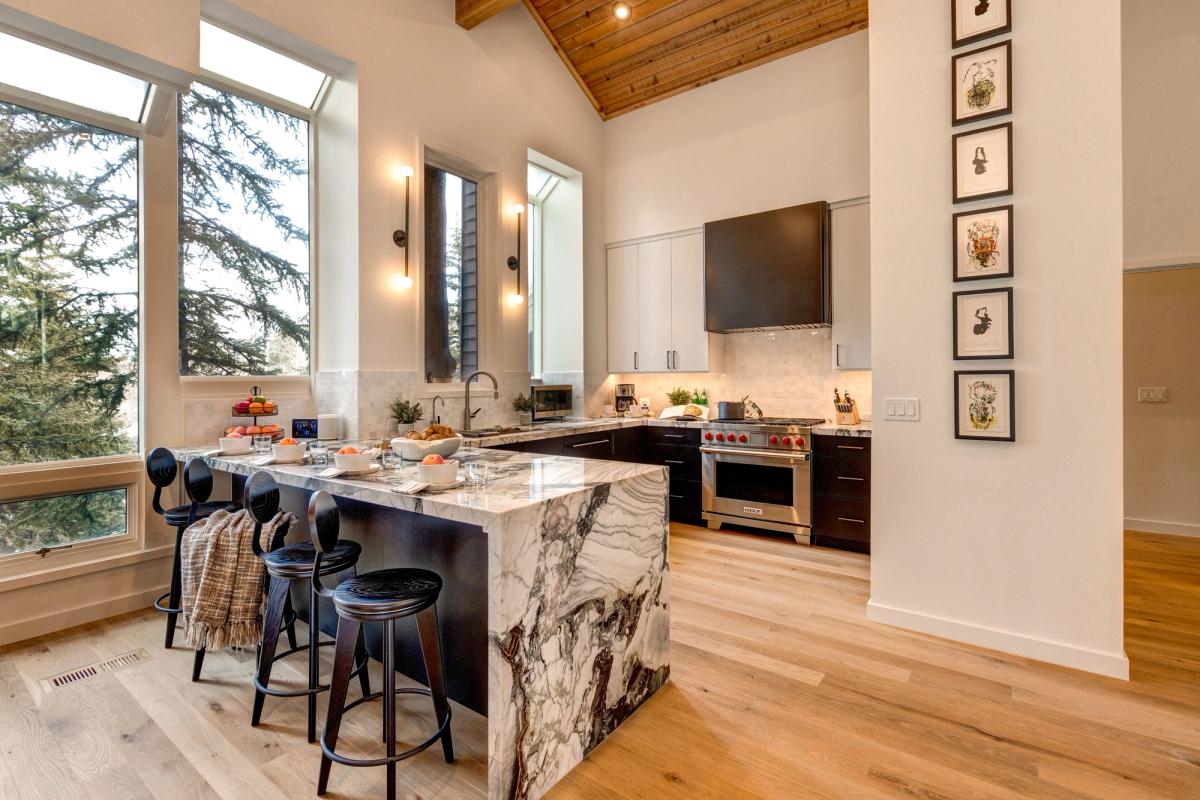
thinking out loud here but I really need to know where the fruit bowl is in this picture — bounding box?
[272,441,306,463]
[390,434,462,462]
[219,436,253,453]
[417,458,458,484]
[334,449,373,473]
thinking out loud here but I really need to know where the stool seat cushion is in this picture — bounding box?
[263,540,362,578]
[163,500,242,528]
[333,568,442,620]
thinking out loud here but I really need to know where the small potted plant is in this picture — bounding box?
[667,387,691,407]
[512,393,536,427]
[390,398,424,435]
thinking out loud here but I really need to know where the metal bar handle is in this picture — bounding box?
[837,517,866,524]
[836,445,865,451]
[701,446,811,461]
[663,459,685,464]
[836,476,865,482]
[570,440,610,448]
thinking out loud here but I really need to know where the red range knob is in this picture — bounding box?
[715,432,725,441]
[704,431,714,440]
[768,435,779,445]
[781,437,792,446]
[738,434,748,443]
[796,437,805,448]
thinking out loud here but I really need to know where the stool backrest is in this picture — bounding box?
[245,471,288,558]
[308,490,340,597]
[182,458,214,525]
[145,448,178,516]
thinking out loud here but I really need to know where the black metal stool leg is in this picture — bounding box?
[416,605,454,763]
[252,576,291,727]
[384,619,397,800]
[164,526,184,648]
[307,582,321,743]
[318,615,361,797]
[191,647,206,682]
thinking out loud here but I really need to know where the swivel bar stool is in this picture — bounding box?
[147,449,241,681]
[308,491,454,800]
[246,472,371,743]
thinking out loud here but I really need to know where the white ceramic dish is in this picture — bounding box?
[339,464,382,476]
[272,442,307,463]
[219,436,253,453]
[391,434,462,462]
[334,451,373,472]
[417,459,458,484]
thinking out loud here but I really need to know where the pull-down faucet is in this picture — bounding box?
[462,371,499,432]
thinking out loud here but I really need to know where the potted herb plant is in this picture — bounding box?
[512,393,536,427]
[667,387,691,407]
[390,398,424,435]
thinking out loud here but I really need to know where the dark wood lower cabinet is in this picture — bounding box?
[811,435,871,554]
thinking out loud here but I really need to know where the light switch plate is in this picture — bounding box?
[1137,387,1168,403]
[884,397,921,421]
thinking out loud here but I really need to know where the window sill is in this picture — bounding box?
[0,542,173,593]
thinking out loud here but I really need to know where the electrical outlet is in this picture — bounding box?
[884,397,921,421]
[1137,387,1168,403]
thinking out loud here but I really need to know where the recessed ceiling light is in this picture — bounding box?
[613,2,632,22]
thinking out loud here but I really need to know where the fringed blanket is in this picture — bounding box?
[180,508,293,650]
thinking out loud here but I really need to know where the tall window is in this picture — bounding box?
[526,163,560,377]
[178,83,311,375]
[424,164,478,383]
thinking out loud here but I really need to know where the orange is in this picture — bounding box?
[337,446,359,455]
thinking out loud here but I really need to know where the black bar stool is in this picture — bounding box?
[247,472,371,743]
[308,491,454,800]
[146,449,241,681]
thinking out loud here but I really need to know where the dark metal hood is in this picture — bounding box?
[704,201,830,332]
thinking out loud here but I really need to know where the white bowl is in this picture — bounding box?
[417,459,459,485]
[334,451,373,472]
[272,442,307,462]
[391,434,462,462]
[219,436,252,453]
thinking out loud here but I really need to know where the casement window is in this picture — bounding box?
[424,163,480,384]
[526,163,560,378]
[177,21,328,377]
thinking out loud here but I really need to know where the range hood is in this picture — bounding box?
[704,201,830,332]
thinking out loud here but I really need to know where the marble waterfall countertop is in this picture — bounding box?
[168,444,671,800]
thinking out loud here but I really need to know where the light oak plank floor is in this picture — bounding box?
[2,526,1197,799]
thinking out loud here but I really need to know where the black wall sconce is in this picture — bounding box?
[506,202,524,305]
[391,165,414,289]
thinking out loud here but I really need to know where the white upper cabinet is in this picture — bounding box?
[830,200,871,370]
[606,230,720,373]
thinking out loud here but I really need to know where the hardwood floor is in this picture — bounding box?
[2,526,1198,799]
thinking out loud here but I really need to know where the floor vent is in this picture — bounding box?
[40,648,149,692]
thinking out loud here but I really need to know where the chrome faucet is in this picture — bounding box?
[462,371,499,431]
[431,395,445,425]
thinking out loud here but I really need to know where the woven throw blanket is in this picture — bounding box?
[180,508,293,650]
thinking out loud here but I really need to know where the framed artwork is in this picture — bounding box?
[951,0,1011,48]
[953,286,1013,359]
[952,40,1011,125]
[954,370,1015,441]
[953,204,1013,281]
[953,122,1012,203]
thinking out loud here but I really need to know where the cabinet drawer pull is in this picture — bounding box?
[836,445,865,451]
[634,351,638,370]
[836,476,865,482]
[664,459,685,464]
[662,434,685,439]
[571,440,610,448]
[669,494,684,500]
[836,516,866,524]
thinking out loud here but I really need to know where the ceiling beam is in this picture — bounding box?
[456,0,521,29]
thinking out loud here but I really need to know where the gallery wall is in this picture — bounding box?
[868,1,1126,677]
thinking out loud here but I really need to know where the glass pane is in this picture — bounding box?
[424,165,478,383]
[715,462,794,507]
[0,32,150,121]
[0,102,140,467]
[179,83,311,376]
[0,489,127,556]
[200,21,326,108]
[527,163,559,202]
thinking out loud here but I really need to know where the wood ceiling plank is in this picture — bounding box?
[537,0,610,31]
[548,0,676,50]
[520,0,604,113]
[591,0,859,98]
[456,0,522,29]
[557,0,719,57]
[601,13,866,117]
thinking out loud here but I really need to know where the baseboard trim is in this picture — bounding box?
[866,599,1130,680]
[0,585,166,648]
[1125,518,1200,538]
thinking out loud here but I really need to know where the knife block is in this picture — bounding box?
[834,398,861,426]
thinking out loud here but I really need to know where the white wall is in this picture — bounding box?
[868,1,1127,677]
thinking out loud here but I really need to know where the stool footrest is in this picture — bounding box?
[320,687,452,768]
[153,591,181,615]
[254,642,369,699]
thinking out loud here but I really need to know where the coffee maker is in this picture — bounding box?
[615,383,637,415]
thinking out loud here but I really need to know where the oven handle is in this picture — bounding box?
[701,446,810,462]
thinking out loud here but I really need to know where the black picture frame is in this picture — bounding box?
[953,121,1013,203]
[954,370,1016,441]
[952,40,1012,126]
[952,204,1014,281]
[953,286,1014,360]
[951,0,1012,48]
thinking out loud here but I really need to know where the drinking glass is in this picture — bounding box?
[465,461,490,488]
[253,435,273,454]
[309,442,329,466]
[381,448,402,471]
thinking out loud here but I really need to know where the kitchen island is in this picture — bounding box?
[168,446,671,800]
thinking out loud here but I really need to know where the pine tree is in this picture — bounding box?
[178,83,310,375]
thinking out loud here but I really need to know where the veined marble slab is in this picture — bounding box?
[811,422,873,437]
[168,446,670,800]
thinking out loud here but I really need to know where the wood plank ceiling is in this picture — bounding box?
[457,0,869,119]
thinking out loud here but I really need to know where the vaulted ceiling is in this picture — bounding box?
[456,0,868,119]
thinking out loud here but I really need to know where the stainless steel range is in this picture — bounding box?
[700,417,823,544]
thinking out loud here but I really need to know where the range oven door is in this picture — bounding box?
[701,446,811,528]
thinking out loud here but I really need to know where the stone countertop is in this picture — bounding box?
[811,422,873,437]
[455,415,871,446]
[167,444,667,528]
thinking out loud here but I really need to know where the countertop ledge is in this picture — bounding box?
[459,417,871,446]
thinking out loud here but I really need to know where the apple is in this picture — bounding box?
[246,425,262,435]
[234,426,247,435]
[421,454,445,465]
[226,431,243,439]
[278,437,298,446]
[337,445,359,455]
